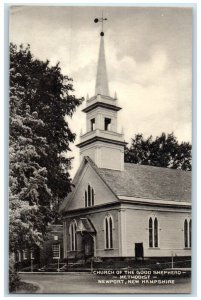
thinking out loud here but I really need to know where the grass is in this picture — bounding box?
[12,281,39,294]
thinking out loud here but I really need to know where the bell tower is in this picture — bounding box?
[77,16,126,171]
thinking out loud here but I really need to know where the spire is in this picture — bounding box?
[95,36,110,97]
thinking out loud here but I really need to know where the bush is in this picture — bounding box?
[9,255,20,292]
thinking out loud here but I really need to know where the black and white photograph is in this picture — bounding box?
[8,4,193,294]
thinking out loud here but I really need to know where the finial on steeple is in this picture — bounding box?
[114,91,117,100]
[86,93,89,101]
[94,13,109,97]
[94,12,107,36]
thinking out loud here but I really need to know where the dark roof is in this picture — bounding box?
[97,163,191,202]
[82,101,121,113]
[59,157,191,213]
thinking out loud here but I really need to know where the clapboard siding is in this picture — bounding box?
[64,208,120,258]
[67,164,118,211]
[125,208,191,257]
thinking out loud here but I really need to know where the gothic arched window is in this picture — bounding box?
[184,219,188,248]
[184,219,191,248]
[85,190,87,207]
[149,217,159,248]
[149,217,153,248]
[189,219,192,248]
[85,185,95,207]
[92,188,94,206]
[104,215,114,249]
[154,218,158,248]
[69,220,77,251]
[88,185,91,206]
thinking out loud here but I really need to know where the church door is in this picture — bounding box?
[135,243,144,260]
[83,234,94,258]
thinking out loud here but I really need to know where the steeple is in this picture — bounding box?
[77,15,126,171]
[95,36,109,96]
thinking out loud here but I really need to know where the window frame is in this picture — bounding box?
[85,184,95,207]
[69,220,77,251]
[52,244,60,259]
[149,217,153,248]
[148,216,159,248]
[90,118,95,131]
[17,250,21,262]
[104,117,111,131]
[23,249,28,260]
[184,218,191,249]
[104,214,114,250]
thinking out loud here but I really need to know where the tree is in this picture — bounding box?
[10,43,83,223]
[9,44,82,290]
[124,133,191,171]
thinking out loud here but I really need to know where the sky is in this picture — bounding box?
[9,5,192,176]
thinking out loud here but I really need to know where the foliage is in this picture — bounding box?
[9,255,20,292]
[124,133,191,171]
[9,43,82,264]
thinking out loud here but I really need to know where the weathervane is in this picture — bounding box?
[94,12,107,36]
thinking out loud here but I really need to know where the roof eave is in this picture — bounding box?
[82,101,122,113]
[118,195,191,208]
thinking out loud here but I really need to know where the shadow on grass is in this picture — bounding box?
[11,281,39,294]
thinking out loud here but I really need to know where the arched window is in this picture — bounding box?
[154,218,158,248]
[92,188,94,206]
[109,216,113,249]
[85,190,87,207]
[184,219,191,248]
[88,185,91,206]
[104,215,114,249]
[85,185,95,207]
[184,219,188,248]
[189,219,192,248]
[149,217,153,248]
[105,217,109,249]
[69,220,77,251]
[149,217,159,248]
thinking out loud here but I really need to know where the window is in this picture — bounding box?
[69,220,77,251]
[104,118,111,131]
[154,218,158,248]
[184,219,188,248]
[85,190,87,207]
[104,215,114,249]
[149,217,159,248]
[85,185,95,207]
[54,235,58,241]
[30,250,34,260]
[91,188,94,206]
[189,219,192,248]
[184,219,191,248]
[17,251,21,262]
[23,249,28,260]
[52,244,60,259]
[91,118,95,131]
[88,184,91,206]
[149,218,153,248]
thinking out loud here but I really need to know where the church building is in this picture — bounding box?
[59,23,191,262]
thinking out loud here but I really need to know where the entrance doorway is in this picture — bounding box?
[83,234,94,258]
[135,243,144,260]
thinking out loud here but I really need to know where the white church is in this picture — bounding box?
[59,23,191,262]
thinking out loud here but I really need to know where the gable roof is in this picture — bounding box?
[97,163,191,202]
[59,156,191,213]
[59,156,119,213]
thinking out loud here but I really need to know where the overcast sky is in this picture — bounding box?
[9,5,192,176]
